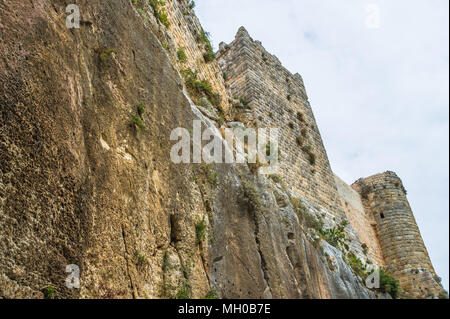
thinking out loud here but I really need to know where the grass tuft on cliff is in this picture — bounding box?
[195,218,207,244]
[301,145,316,166]
[131,104,146,130]
[177,47,188,63]
[379,268,400,299]
[268,174,282,184]
[162,251,172,272]
[196,29,216,62]
[346,252,367,280]
[42,286,56,299]
[239,180,262,213]
[176,282,191,299]
[134,251,147,269]
[148,0,170,28]
[321,227,347,249]
[181,68,222,109]
[203,289,218,299]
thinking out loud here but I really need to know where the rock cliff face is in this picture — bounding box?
[0,0,445,299]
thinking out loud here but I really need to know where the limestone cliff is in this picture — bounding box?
[0,0,445,299]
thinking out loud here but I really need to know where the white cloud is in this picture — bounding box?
[195,0,449,292]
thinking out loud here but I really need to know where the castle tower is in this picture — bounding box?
[217,27,344,216]
[353,171,445,298]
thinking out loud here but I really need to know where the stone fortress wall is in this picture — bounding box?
[334,175,385,267]
[216,27,445,298]
[217,27,345,218]
[353,172,444,298]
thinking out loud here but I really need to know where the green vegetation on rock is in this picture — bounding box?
[239,180,262,213]
[177,47,188,63]
[195,218,207,243]
[148,0,170,28]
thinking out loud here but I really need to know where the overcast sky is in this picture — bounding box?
[195,0,449,292]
